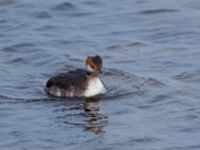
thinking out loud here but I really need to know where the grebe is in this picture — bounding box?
[45,55,107,98]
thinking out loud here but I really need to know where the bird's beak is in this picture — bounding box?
[99,69,102,74]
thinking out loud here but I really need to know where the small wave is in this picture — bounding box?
[33,11,51,19]
[174,70,200,83]
[2,43,35,53]
[52,2,76,11]
[69,12,93,17]
[6,57,29,64]
[102,68,147,99]
[102,68,165,100]
[83,1,103,7]
[0,0,16,5]
[128,137,160,143]
[0,94,15,101]
[149,94,170,104]
[0,96,56,104]
[143,78,165,87]
[138,9,179,15]
[125,42,147,48]
[102,90,146,100]
[34,25,57,31]
[106,44,123,50]
[104,68,165,87]
[0,19,6,24]
[104,68,137,77]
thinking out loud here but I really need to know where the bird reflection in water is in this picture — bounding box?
[54,97,107,134]
[83,98,107,134]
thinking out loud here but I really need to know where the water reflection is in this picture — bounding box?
[54,97,107,134]
[83,98,107,134]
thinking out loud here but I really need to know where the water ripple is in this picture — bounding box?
[138,8,179,15]
[2,43,35,53]
[174,70,200,83]
[33,11,51,19]
[0,0,16,5]
[52,2,76,11]
[0,0,199,149]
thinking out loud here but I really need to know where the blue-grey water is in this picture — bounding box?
[0,0,200,149]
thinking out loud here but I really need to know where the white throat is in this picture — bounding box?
[86,64,94,73]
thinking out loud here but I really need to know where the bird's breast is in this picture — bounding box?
[84,77,106,97]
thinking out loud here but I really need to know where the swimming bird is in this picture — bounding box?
[45,55,107,98]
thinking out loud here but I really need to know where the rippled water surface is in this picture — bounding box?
[1,0,200,149]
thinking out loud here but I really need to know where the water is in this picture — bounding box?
[0,0,200,149]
